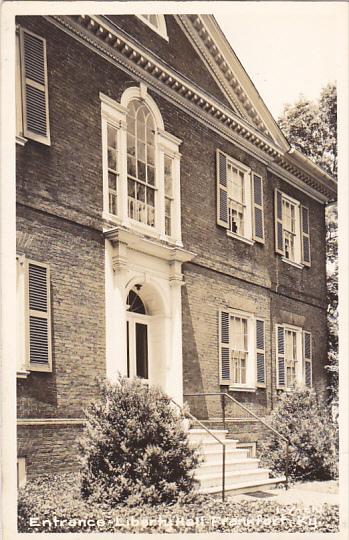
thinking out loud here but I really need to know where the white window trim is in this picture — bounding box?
[100,87,182,245]
[126,313,151,383]
[16,254,30,377]
[282,323,304,390]
[280,192,303,267]
[225,154,254,244]
[136,15,169,41]
[226,307,257,391]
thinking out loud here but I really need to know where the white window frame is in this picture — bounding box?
[16,254,30,377]
[100,87,182,244]
[136,15,169,41]
[279,324,304,390]
[126,313,151,384]
[226,156,253,245]
[227,308,257,391]
[280,193,303,268]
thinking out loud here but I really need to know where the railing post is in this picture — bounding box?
[221,393,226,431]
[222,443,226,501]
[285,441,289,490]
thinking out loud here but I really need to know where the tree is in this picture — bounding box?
[278,83,338,405]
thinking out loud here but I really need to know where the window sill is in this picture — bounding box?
[103,213,182,246]
[226,231,254,246]
[17,370,30,379]
[228,386,256,393]
[16,135,28,146]
[281,257,304,269]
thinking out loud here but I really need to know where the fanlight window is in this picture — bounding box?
[127,289,147,315]
[127,100,156,227]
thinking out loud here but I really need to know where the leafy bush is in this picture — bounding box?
[78,377,199,506]
[18,473,339,533]
[258,388,338,481]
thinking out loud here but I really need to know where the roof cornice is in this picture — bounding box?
[46,15,337,202]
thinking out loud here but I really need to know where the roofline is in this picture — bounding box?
[287,147,337,192]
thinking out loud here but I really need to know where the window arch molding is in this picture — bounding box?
[100,85,182,244]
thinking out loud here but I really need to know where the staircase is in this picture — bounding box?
[188,428,286,496]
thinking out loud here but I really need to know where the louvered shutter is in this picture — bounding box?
[276,325,285,388]
[303,331,312,387]
[252,174,265,243]
[219,311,230,384]
[256,319,266,386]
[26,261,52,371]
[274,190,284,254]
[301,206,311,266]
[216,150,229,228]
[20,27,50,145]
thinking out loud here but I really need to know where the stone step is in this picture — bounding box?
[196,468,271,489]
[200,447,250,462]
[197,476,287,496]
[197,457,260,475]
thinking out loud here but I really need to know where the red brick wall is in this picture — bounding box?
[15,16,329,477]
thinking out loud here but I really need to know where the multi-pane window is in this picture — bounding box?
[282,198,296,262]
[107,124,118,215]
[127,100,156,227]
[231,315,248,385]
[284,329,297,388]
[164,155,174,236]
[227,163,245,236]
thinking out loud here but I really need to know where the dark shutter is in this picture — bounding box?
[27,262,52,370]
[276,325,285,388]
[256,319,265,385]
[301,206,311,266]
[20,27,50,144]
[252,174,265,243]
[275,190,284,254]
[216,150,229,228]
[219,311,230,383]
[303,331,312,387]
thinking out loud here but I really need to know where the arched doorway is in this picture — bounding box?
[126,288,150,382]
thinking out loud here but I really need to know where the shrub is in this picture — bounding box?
[258,388,338,481]
[18,473,339,533]
[78,377,199,506]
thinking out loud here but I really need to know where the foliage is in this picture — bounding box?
[278,83,338,404]
[278,83,337,177]
[78,376,199,506]
[258,388,338,481]
[18,473,339,533]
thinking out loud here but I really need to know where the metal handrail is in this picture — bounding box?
[184,392,290,490]
[170,398,226,501]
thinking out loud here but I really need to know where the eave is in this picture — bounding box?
[47,14,337,203]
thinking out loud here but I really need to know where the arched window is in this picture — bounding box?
[127,289,146,314]
[101,86,181,242]
[127,101,156,227]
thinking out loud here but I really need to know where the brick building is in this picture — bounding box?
[14,14,336,484]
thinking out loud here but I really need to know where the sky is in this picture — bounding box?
[213,2,345,119]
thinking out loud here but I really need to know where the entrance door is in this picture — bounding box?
[126,289,150,382]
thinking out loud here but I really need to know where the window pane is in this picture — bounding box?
[138,160,146,182]
[135,323,148,379]
[108,148,117,171]
[138,141,146,162]
[127,134,136,157]
[137,182,145,202]
[107,125,117,148]
[108,172,117,190]
[126,321,130,378]
[147,187,155,207]
[147,144,154,166]
[128,156,136,177]
[147,165,155,186]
